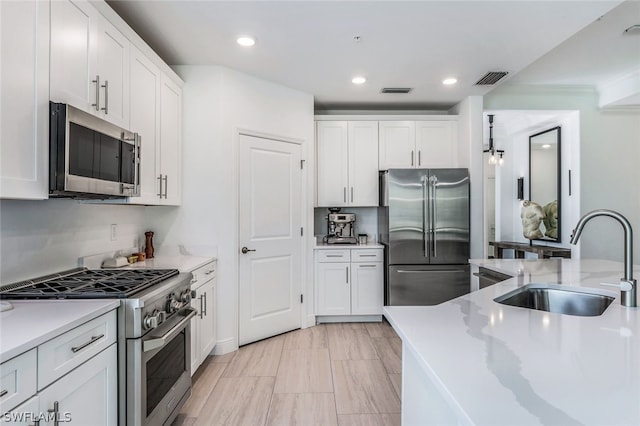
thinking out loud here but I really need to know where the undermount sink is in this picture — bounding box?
[494,283,615,317]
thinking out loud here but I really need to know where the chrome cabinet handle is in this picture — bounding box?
[47,401,60,426]
[0,389,7,398]
[203,292,207,316]
[241,247,256,254]
[199,295,204,319]
[71,334,104,353]
[92,75,100,111]
[101,80,109,114]
[359,264,377,268]
[418,150,421,166]
[205,269,214,275]
[358,254,377,257]
[157,174,163,197]
[351,187,354,203]
[163,175,168,199]
[343,187,346,203]
[411,150,414,167]
[346,266,349,284]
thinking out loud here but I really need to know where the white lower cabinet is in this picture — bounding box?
[0,310,117,426]
[315,248,383,319]
[190,260,217,375]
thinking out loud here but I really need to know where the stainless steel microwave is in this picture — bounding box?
[49,102,140,198]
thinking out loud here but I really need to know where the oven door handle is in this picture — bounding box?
[143,308,196,353]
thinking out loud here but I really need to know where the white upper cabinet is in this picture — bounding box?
[0,0,49,200]
[96,16,130,128]
[348,122,379,206]
[51,0,130,128]
[129,45,161,205]
[159,74,182,205]
[379,120,458,169]
[378,121,416,169]
[316,121,378,207]
[415,121,458,168]
[317,121,349,206]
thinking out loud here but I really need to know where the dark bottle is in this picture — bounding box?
[144,231,155,259]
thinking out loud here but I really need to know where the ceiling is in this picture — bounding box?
[105,0,638,110]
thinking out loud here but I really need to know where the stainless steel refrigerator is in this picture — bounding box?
[379,169,470,306]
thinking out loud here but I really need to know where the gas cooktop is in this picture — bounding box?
[0,268,180,299]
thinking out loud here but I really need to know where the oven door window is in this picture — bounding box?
[146,330,186,416]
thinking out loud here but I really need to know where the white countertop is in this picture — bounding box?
[384,259,640,425]
[121,254,215,272]
[314,242,384,249]
[0,299,120,362]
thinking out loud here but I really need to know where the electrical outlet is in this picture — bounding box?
[111,224,117,241]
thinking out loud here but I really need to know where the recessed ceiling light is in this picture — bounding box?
[542,144,551,149]
[352,76,366,85]
[442,78,458,85]
[237,36,256,47]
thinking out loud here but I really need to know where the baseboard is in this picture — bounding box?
[212,336,238,355]
[315,315,383,323]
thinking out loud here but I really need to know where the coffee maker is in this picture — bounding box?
[326,208,357,244]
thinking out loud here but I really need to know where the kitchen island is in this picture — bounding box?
[384,259,640,426]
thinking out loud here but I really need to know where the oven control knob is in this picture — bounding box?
[180,289,192,304]
[166,298,183,314]
[143,310,166,330]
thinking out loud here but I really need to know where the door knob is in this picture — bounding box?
[241,247,256,254]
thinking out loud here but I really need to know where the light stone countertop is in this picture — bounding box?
[384,258,640,425]
[314,242,384,249]
[0,299,120,362]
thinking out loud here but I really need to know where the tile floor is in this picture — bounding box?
[172,321,402,426]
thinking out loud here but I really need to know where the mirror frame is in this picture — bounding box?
[529,126,561,242]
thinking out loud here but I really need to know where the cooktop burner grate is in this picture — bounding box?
[0,268,180,299]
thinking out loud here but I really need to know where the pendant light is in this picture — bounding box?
[483,114,504,166]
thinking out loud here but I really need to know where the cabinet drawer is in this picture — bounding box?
[351,249,383,262]
[38,309,117,390]
[316,250,350,263]
[0,348,37,414]
[190,260,217,288]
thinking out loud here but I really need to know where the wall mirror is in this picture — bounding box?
[529,126,561,242]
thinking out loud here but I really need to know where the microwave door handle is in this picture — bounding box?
[133,134,141,196]
[143,308,196,352]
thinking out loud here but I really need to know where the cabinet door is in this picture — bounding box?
[415,121,458,168]
[316,262,350,315]
[348,122,379,206]
[96,16,129,128]
[129,46,161,205]
[378,121,415,170]
[199,279,217,363]
[38,344,117,426]
[1,395,39,426]
[50,0,98,111]
[316,121,349,206]
[0,0,49,199]
[159,74,182,205]
[351,262,383,315]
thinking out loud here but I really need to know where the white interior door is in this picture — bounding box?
[238,134,302,346]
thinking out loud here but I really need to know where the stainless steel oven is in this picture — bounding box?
[126,306,196,426]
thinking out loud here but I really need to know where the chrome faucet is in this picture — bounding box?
[570,209,637,307]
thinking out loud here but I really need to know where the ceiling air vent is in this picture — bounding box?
[474,71,509,86]
[381,87,412,94]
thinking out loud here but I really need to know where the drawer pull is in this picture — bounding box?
[71,334,105,353]
[205,269,214,275]
[0,389,7,398]
[48,401,59,426]
[359,264,377,268]
[326,255,344,258]
[358,254,377,257]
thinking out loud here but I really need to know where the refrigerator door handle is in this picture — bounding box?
[423,178,429,258]
[431,176,438,258]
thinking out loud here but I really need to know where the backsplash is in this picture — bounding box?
[0,199,149,283]
[314,207,379,242]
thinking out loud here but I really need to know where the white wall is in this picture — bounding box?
[485,86,640,263]
[0,199,148,283]
[450,96,484,259]
[147,66,315,354]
